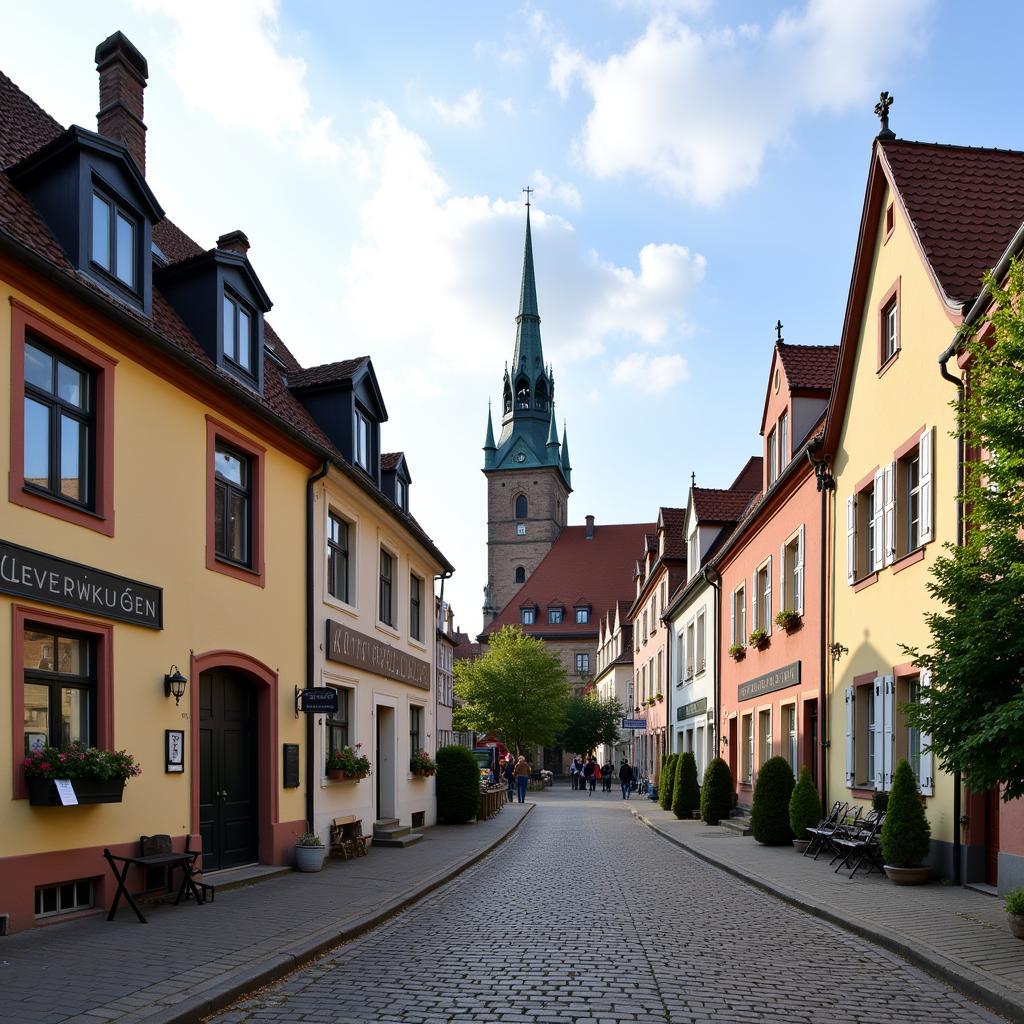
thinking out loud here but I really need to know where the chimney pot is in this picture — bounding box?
[585,514,595,540]
[217,230,251,256]
[95,31,149,177]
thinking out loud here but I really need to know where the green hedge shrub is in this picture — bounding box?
[658,754,678,810]
[751,756,795,845]
[789,765,821,841]
[436,745,481,824]
[701,757,733,825]
[880,758,931,867]
[673,752,701,819]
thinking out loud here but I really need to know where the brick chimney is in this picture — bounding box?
[217,231,251,256]
[95,31,148,176]
[585,514,595,540]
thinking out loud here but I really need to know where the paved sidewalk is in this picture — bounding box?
[630,800,1024,1023]
[0,802,533,1024]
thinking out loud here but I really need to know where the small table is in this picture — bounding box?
[103,848,204,924]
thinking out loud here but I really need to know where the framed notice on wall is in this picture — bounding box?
[165,730,185,773]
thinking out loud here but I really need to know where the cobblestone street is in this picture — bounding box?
[213,790,1005,1024]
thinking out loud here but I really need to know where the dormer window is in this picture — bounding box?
[90,189,138,292]
[222,291,254,376]
[396,477,407,511]
[355,410,371,471]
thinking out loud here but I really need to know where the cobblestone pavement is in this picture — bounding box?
[213,789,1005,1024]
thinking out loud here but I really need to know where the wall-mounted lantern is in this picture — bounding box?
[164,665,188,705]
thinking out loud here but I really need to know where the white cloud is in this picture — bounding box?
[551,0,932,203]
[428,88,483,127]
[134,0,340,159]
[611,351,689,393]
[531,170,582,210]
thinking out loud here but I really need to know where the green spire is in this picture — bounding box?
[484,402,496,451]
[560,422,571,483]
[546,402,559,449]
[511,205,544,379]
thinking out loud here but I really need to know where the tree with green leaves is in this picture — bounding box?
[672,752,701,819]
[558,694,624,760]
[454,626,569,756]
[658,754,677,810]
[903,258,1024,801]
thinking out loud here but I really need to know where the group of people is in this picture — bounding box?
[569,755,638,800]
[495,755,531,804]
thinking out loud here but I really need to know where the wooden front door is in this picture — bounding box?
[199,669,258,870]
[985,788,1001,887]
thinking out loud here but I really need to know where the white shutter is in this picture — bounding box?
[795,523,805,615]
[919,669,934,796]
[883,461,897,566]
[845,688,855,787]
[872,468,885,572]
[919,427,934,545]
[872,678,885,790]
[779,541,787,612]
[765,556,772,633]
[730,593,736,646]
[883,675,895,790]
[846,495,857,585]
[751,571,758,635]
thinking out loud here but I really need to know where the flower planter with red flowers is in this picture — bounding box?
[23,743,140,806]
[326,743,371,781]
[410,749,437,777]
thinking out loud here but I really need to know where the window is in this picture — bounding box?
[864,487,876,574]
[23,339,95,509]
[410,574,423,641]
[575,653,590,675]
[548,606,564,625]
[327,512,351,604]
[742,714,753,783]
[767,426,778,485]
[516,524,526,536]
[905,453,922,553]
[885,201,895,237]
[23,628,95,753]
[642,611,648,642]
[731,584,746,645]
[906,677,922,788]
[780,528,804,616]
[779,411,789,470]
[410,704,423,756]
[882,297,899,363]
[676,632,686,683]
[214,443,252,567]
[379,549,395,626]
[354,410,371,471]
[688,532,699,576]
[575,607,590,624]
[326,687,351,758]
[685,621,695,678]
[514,566,526,584]
[695,611,706,672]
[786,704,798,773]
[754,560,772,633]
[222,292,254,374]
[395,478,407,511]
[521,607,536,626]
[90,190,137,290]
[35,879,93,920]
[515,495,528,519]
[758,708,772,766]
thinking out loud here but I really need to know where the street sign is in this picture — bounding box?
[296,688,339,715]
[621,718,646,730]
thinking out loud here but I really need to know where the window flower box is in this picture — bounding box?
[729,643,746,661]
[775,609,801,634]
[410,749,437,777]
[748,629,769,650]
[28,776,126,806]
[23,743,140,806]
[326,743,370,781]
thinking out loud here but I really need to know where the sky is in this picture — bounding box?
[4,0,1024,635]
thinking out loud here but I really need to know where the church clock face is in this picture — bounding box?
[514,452,526,463]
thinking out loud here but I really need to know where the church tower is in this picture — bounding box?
[482,199,572,625]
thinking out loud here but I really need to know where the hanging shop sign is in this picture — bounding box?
[296,687,339,715]
[737,661,800,702]
[0,539,162,629]
[677,697,708,722]
[326,619,431,690]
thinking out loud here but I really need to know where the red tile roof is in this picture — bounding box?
[452,631,482,661]
[729,456,763,493]
[380,452,402,472]
[658,506,687,558]
[691,486,760,524]
[287,357,369,391]
[776,343,839,391]
[881,139,1024,303]
[483,522,654,639]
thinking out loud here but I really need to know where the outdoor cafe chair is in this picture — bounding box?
[803,801,846,858]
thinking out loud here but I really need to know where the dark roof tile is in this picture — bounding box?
[776,343,839,391]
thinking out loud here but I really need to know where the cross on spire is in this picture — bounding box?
[874,91,895,140]
[522,186,533,207]
[691,471,696,488]
[775,319,784,342]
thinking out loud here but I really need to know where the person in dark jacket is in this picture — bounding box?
[502,757,514,801]
[584,756,598,795]
[602,761,614,792]
[618,759,634,800]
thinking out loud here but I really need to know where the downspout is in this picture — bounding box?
[306,461,330,834]
[701,567,721,764]
[807,445,834,816]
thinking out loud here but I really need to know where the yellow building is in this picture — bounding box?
[822,108,1024,877]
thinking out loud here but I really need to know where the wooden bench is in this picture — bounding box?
[329,816,368,860]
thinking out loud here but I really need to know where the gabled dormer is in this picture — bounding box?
[155,231,272,392]
[287,356,388,487]
[381,452,411,512]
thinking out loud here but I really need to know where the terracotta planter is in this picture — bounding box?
[883,864,929,885]
[27,776,125,806]
[411,768,435,778]
[792,839,810,853]
[1009,913,1024,940]
[327,768,346,781]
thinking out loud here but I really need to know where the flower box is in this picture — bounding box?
[411,768,435,778]
[327,768,367,782]
[28,776,125,806]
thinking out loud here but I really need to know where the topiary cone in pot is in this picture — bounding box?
[881,758,931,884]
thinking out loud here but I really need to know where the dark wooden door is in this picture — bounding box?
[199,670,258,870]
[985,788,1001,887]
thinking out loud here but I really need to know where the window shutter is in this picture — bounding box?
[919,427,934,545]
[765,556,772,633]
[846,495,857,585]
[872,468,885,572]
[795,524,805,615]
[883,675,895,790]
[845,688,855,787]
[883,461,896,566]
[872,678,885,790]
[919,669,934,796]
[779,541,787,612]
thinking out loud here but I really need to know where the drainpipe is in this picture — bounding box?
[306,461,330,834]
[701,566,721,764]
[807,445,834,816]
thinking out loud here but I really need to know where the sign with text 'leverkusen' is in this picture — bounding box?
[326,619,431,690]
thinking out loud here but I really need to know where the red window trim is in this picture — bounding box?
[894,425,926,462]
[8,300,117,536]
[11,605,114,799]
[877,277,901,374]
[205,416,266,587]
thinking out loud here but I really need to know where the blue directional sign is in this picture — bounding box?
[621,718,646,730]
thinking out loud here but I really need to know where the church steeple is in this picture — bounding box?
[512,204,542,372]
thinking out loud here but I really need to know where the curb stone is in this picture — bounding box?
[114,804,534,1024]
[632,809,1020,1024]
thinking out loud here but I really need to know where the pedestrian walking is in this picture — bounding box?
[570,755,583,790]
[585,756,598,795]
[502,757,514,802]
[513,755,531,804]
[602,761,614,792]
[618,758,633,800]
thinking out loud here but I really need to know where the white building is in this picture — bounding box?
[593,600,634,766]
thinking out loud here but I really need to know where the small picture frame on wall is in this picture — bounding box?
[165,729,185,773]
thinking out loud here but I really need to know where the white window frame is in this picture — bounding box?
[354,409,371,471]
[779,410,789,469]
[767,426,778,484]
[695,610,706,673]
[730,584,746,645]
[882,297,899,362]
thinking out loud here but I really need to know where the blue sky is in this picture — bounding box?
[5,1,1024,632]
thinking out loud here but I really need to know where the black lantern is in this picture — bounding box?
[164,666,188,705]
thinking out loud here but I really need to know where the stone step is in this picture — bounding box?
[373,824,411,840]
[373,817,400,829]
[719,813,752,836]
[372,832,424,849]
[199,863,291,892]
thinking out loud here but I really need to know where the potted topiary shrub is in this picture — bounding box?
[728,643,746,661]
[1005,888,1024,940]
[672,752,701,820]
[774,609,801,633]
[294,828,327,872]
[751,756,795,845]
[881,759,932,884]
[436,744,481,823]
[748,629,769,650]
[789,765,820,852]
[701,757,733,825]
[658,754,678,811]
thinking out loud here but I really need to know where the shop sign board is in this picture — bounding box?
[737,661,800,702]
[326,619,431,690]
